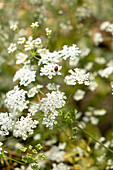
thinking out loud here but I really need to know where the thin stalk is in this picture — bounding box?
[3,155,25,165]
[75,120,113,154]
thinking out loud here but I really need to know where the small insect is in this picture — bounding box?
[54,66,58,72]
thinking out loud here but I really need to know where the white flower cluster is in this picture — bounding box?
[52,163,70,170]
[65,68,89,85]
[45,143,66,162]
[13,114,38,140]
[82,107,107,126]
[13,64,36,86]
[8,43,17,53]
[0,142,3,154]
[38,44,81,79]
[5,86,29,112]
[31,21,39,28]
[110,82,113,95]
[73,89,85,101]
[40,63,62,79]
[28,104,40,116]
[16,53,28,64]
[40,91,66,129]
[88,73,98,91]
[45,28,52,36]
[0,112,14,136]
[100,21,113,35]
[17,37,26,45]
[24,36,42,51]
[58,44,81,60]
[10,23,18,31]
[98,66,113,78]
[38,49,60,65]
[93,32,103,46]
[27,84,43,98]
[46,83,60,91]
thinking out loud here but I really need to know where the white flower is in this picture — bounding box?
[65,68,89,85]
[27,85,43,98]
[13,114,38,140]
[8,43,17,53]
[45,145,65,162]
[40,63,62,79]
[46,83,60,91]
[24,36,33,51]
[110,82,113,95]
[33,38,42,48]
[80,48,90,58]
[88,73,98,91]
[5,86,29,112]
[95,57,106,65]
[31,22,39,28]
[28,104,40,116]
[93,109,106,116]
[73,89,85,101]
[0,142,3,154]
[17,37,26,44]
[16,53,28,64]
[13,65,36,86]
[40,91,66,129]
[45,28,52,36]
[98,67,113,78]
[33,134,41,141]
[24,37,42,51]
[52,163,70,170]
[100,21,110,31]
[93,32,103,46]
[37,49,61,65]
[0,112,15,136]
[58,44,81,60]
[10,23,18,31]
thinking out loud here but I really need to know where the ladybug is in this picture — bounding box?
[54,66,58,72]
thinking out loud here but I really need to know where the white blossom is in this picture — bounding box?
[98,67,113,78]
[46,83,60,91]
[13,114,38,140]
[5,86,29,112]
[16,53,28,64]
[100,21,110,31]
[58,44,81,60]
[37,49,61,66]
[10,23,18,31]
[93,32,103,46]
[40,63,62,79]
[28,104,40,116]
[45,145,65,162]
[65,68,89,85]
[8,43,17,53]
[13,64,36,86]
[52,163,70,170]
[73,89,85,101]
[17,37,26,45]
[40,91,66,129]
[0,112,15,136]
[45,28,52,36]
[31,21,39,28]
[27,85,43,98]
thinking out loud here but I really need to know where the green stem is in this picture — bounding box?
[66,85,76,104]
[75,120,113,154]
[3,155,25,165]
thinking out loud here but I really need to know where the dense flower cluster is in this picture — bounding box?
[5,86,29,112]
[13,64,36,86]
[13,114,38,140]
[65,68,89,85]
[40,91,66,129]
